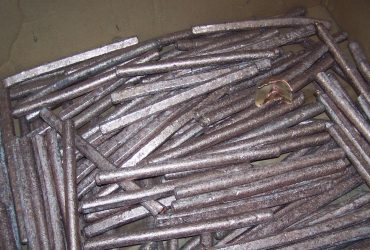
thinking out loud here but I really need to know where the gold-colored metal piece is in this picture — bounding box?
[255,78,293,107]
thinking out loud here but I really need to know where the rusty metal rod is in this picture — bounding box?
[79,99,198,198]
[316,23,370,104]
[35,135,65,249]
[95,146,280,186]
[0,82,27,243]
[90,164,251,212]
[116,50,278,76]
[44,129,66,222]
[348,41,370,83]
[39,108,166,215]
[11,139,40,249]
[0,202,18,249]
[102,62,263,133]
[19,136,50,248]
[172,160,347,211]
[358,94,370,119]
[20,40,157,104]
[112,61,256,102]
[83,211,273,249]
[217,207,370,250]
[192,18,330,34]
[2,37,138,88]
[326,124,370,186]
[316,92,370,167]
[206,121,326,154]
[12,41,161,118]
[316,72,370,143]
[94,102,201,197]
[156,178,335,227]
[176,31,249,51]
[62,120,81,250]
[231,172,362,244]
[175,148,344,198]
[0,131,21,249]
[277,225,370,250]
[292,192,370,229]
[147,93,304,164]
[83,196,175,238]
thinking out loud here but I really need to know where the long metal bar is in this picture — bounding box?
[83,211,273,249]
[316,23,370,104]
[3,37,138,87]
[63,120,81,250]
[192,18,330,34]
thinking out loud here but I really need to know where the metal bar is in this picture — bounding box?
[94,101,199,197]
[147,93,304,164]
[327,124,370,186]
[293,193,370,229]
[83,196,175,238]
[358,94,370,119]
[101,62,263,133]
[94,146,281,187]
[348,41,370,83]
[174,149,344,198]
[316,72,370,143]
[112,62,252,102]
[116,50,278,77]
[192,18,330,34]
[206,121,326,155]
[83,211,273,249]
[12,40,161,118]
[3,37,138,87]
[0,131,20,249]
[172,160,347,211]
[34,135,65,250]
[10,139,40,249]
[317,92,370,168]
[156,178,335,227]
[231,172,362,244]
[0,202,17,249]
[277,225,370,250]
[30,134,55,245]
[0,82,27,243]
[217,207,370,250]
[63,120,81,250]
[19,136,50,249]
[44,129,66,222]
[39,108,165,215]
[88,164,251,211]
[316,23,370,104]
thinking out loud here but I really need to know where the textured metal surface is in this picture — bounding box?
[316,72,370,143]
[349,41,370,83]
[217,207,370,249]
[2,37,138,87]
[84,211,273,249]
[316,23,370,104]
[101,62,262,133]
[192,17,330,34]
[1,9,370,249]
[62,120,81,250]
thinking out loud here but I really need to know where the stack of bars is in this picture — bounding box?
[1,7,370,250]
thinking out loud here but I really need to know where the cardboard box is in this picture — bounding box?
[1,0,369,79]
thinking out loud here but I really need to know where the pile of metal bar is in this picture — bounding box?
[1,7,370,249]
